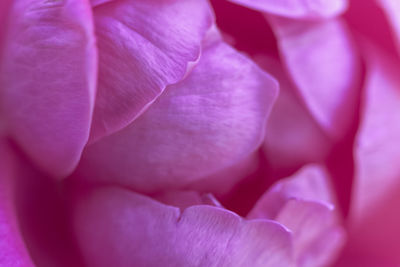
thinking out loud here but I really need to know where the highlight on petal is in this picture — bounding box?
[227,0,347,19]
[0,0,97,178]
[72,187,294,267]
[270,17,361,140]
[248,165,345,267]
[256,55,332,173]
[377,0,400,53]
[0,141,35,267]
[75,33,278,193]
[89,0,214,141]
[341,45,400,265]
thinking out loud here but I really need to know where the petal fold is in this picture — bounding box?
[76,34,278,193]
[90,0,213,141]
[0,0,97,177]
[72,187,294,267]
[227,0,347,19]
[270,18,361,139]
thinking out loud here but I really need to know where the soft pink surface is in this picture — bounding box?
[248,165,345,267]
[0,0,97,178]
[73,187,294,267]
[336,45,400,266]
[0,141,34,267]
[89,0,213,142]
[270,17,361,140]
[227,0,347,19]
[258,55,331,173]
[75,33,278,193]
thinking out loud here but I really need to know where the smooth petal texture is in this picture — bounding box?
[76,35,278,193]
[89,0,213,141]
[227,0,347,19]
[270,18,361,140]
[73,187,294,267]
[0,141,35,267]
[248,165,336,220]
[248,165,344,267]
[0,0,97,177]
[377,0,400,53]
[340,45,400,265]
[256,55,331,173]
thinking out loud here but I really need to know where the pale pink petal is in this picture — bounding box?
[75,34,278,193]
[342,44,400,265]
[153,190,222,210]
[0,141,35,267]
[248,165,336,220]
[0,0,97,177]
[270,18,362,140]
[276,200,345,267]
[256,55,332,173]
[248,165,344,267]
[227,0,347,19]
[73,187,294,267]
[89,0,213,141]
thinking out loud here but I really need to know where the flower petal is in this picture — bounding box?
[248,165,344,267]
[256,55,331,174]
[0,0,97,177]
[75,33,278,193]
[343,45,400,265]
[270,18,361,139]
[89,0,213,141]
[0,141,35,267]
[227,0,347,19]
[376,0,400,54]
[73,187,294,267]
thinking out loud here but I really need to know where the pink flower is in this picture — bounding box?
[0,0,399,266]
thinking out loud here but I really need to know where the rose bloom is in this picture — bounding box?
[0,0,399,266]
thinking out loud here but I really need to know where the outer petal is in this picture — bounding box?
[257,55,331,173]
[270,18,361,139]
[248,165,345,267]
[227,0,347,19]
[339,45,400,265]
[89,0,213,141]
[75,34,278,193]
[377,0,400,53]
[0,141,35,267]
[73,187,294,267]
[0,0,97,178]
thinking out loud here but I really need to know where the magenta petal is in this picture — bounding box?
[248,165,336,220]
[257,55,331,173]
[76,35,278,193]
[248,165,344,266]
[0,141,34,267]
[89,0,213,141]
[0,0,97,177]
[270,18,361,139]
[377,0,400,53]
[227,0,347,19]
[73,187,293,267]
[343,45,400,265]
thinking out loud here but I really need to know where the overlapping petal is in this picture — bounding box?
[377,0,400,53]
[227,0,347,19]
[340,45,400,265]
[89,0,213,141]
[248,165,345,267]
[0,141,35,267]
[75,32,278,193]
[257,55,331,173]
[270,18,361,140]
[0,0,97,178]
[72,186,293,267]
